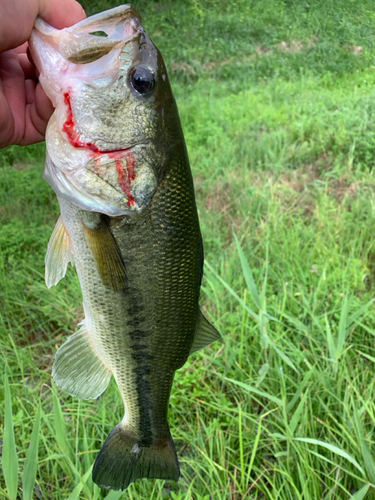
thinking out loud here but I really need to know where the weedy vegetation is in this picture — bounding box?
[2,0,375,498]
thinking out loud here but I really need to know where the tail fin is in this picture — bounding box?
[92,423,180,490]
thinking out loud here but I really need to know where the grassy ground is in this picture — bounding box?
[2,0,375,498]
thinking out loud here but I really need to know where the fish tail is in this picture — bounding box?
[92,422,180,490]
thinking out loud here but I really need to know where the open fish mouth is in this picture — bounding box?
[33,5,141,67]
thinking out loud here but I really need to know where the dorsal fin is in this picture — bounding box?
[45,216,75,288]
[190,311,222,354]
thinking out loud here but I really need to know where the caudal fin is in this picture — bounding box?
[92,423,180,490]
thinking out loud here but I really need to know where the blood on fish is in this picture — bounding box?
[111,152,136,206]
[62,91,136,205]
[62,92,100,152]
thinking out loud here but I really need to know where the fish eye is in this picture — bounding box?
[130,66,155,95]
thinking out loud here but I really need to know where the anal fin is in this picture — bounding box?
[190,311,222,354]
[45,215,75,288]
[52,320,112,400]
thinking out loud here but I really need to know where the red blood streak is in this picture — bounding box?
[62,91,136,205]
[112,152,136,206]
[62,92,100,152]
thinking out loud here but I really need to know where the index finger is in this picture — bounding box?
[38,0,86,30]
[0,0,86,53]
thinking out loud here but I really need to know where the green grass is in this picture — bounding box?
[2,0,375,498]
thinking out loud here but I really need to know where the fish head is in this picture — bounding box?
[29,5,177,216]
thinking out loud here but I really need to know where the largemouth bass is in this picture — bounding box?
[29,4,221,491]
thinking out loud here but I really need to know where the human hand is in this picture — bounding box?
[0,0,86,148]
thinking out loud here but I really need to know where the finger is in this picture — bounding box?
[25,78,36,105]
[0,85,14,148]
[0,0,37,52]
[23,100,47,145]
[23,82,53,145]
[19,53,37,80]
[15,42,28,55]
[0,0,86,53]
[0,49,26,145]
[38,0,86,29]
[34,81,53,124]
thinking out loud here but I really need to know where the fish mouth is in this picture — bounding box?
[33,5,141,65]
[29,5,143,107]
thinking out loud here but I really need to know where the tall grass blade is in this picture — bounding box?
[234,234,261,309]
[224,377,282,406]
[247,417,262,483]
[360,440,375,484]
[205,261,260,322]
[52,387,69,455]
[22,403,41,500]
[289,390,308,435]
[3,374,18,500]
[357,351,375,364]
[51,387,93,496]
[286,369,313,412]
[325,315,336,362]
[350,484,370,500]
[104,490,126,500]
[238,403,245,491]
[67,465,93,500]
[347,298,375,327]
[294,438,365,476]
[270,342,298,372]
[352,402,375,483]
[336,295,348,360]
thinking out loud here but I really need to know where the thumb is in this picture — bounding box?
[38,0,86,29]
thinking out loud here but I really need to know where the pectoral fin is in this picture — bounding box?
[83,217,126,292]
[53,320,112,400]
[45,215,75,288]
[190,311,222,354]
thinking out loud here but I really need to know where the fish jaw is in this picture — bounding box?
[28,5,169,215]
[44,111,160,215]
[29,5,141,106]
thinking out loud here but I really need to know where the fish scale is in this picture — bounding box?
[29,4,221,491]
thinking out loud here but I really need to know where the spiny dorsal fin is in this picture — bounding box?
[45,215,75,288]
[190,311,222,354]
[82,217,126,292]
[53,319,112,400]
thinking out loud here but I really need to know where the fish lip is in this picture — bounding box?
[33,4,141,36]
[66,4,142,32]
[31,5,142,75]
